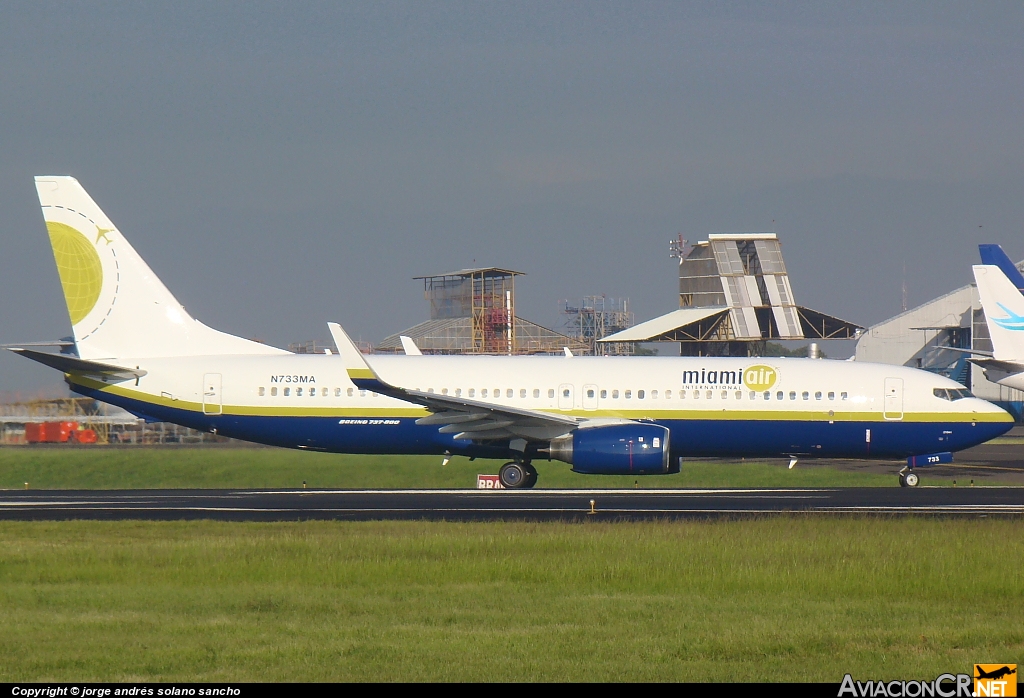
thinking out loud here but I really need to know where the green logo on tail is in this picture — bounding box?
[46,221,103,325]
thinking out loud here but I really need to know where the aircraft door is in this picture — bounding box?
[558,383,575,410]
[583,384,598,410]
[203,373,223,415]
[883,377,903,421]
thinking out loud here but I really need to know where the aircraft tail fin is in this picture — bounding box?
[34,176,286,360]
[978,244,1024,293]
[973,264,1024,361]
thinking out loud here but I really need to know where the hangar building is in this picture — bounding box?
[601,233,862,356]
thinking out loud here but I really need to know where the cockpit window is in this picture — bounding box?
[934,387,973,401]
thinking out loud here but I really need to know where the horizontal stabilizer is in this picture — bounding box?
[7,347,146,382]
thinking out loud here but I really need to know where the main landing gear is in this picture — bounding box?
[898,468,920,488]
[498,460,538,489]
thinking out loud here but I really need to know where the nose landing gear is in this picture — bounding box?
[898,467,920,488]
[498,460,538,489]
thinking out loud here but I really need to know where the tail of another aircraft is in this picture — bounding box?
[978,244,1024,293]
[35,176,287,360]
[973,264,1024,361]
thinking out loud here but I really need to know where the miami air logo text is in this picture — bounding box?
[743,365,778,391]
[680,365,780,389]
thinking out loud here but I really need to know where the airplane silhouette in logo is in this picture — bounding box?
[975,665,1016,681]
[991,303,1024,331]
[95,226,114,245]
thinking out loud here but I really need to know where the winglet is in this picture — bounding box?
[400,336,423,356]
[327,322,379,387]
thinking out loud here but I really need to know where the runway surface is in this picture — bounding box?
[1,487,1022,521]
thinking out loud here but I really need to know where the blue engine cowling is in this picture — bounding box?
[548,423,671,475]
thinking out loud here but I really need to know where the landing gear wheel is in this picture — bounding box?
[904,471,919,488]
[523,463,538,489]
[499,461,529,489]
[899,473,907,488]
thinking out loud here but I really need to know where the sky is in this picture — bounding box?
[1,2,1023,394]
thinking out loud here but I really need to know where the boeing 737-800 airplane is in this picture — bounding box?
[9,177,1012,487]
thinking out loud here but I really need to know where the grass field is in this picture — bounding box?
[0,517,1020,682]
[0,446,900,489]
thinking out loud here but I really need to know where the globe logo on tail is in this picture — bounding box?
[45,221,103,326]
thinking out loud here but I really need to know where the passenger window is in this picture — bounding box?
[533,389,540,398]
[735,391,742,400]
[587,389,595,398]
[456,388,462,397]
[562,388,570,398]
[777,391,784,400]
[296,387,303,397]
[322,388,328,397]
[625,390,632,399]
[600,389,607,399]
[520,389,526,398]
[721,391,728,399]
[789,391,796,400]
[469,389,475,397]
[815,392,822,400]
[481,389,488,397]
[612,390,619,399]
[258,387,265,396]
[764,391,770,400]
[507,389,513,398]
[802,391,809,400]
[359,389,366,397]
[271,387,278,397]
[548,389,555,398]
[841,392,848,400]
[706,390,713,400]
[665,390,671,399]
[334,388,341,397]
[312,389,318,398]
[347,388,353,397]
[827,392,834,400]
[651,390,658,399]
[750,391,756,400]
[637,390,645,399]
[694,391,700,400]
[284,388,291,396]
[680,390,686,399]
[442,388,448,395]
[427,388,435,394]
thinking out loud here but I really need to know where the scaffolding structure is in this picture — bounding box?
[417,268,519,354]
[378,267,587,355]
[561,296,635,355]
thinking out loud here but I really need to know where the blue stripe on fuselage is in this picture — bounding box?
[73,385,1010,460]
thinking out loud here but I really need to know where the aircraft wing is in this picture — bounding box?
[968,356,1024,373]
[328,322,578,443]
[7,347,147,382]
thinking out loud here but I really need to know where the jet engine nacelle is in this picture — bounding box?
[548,423,671,475]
